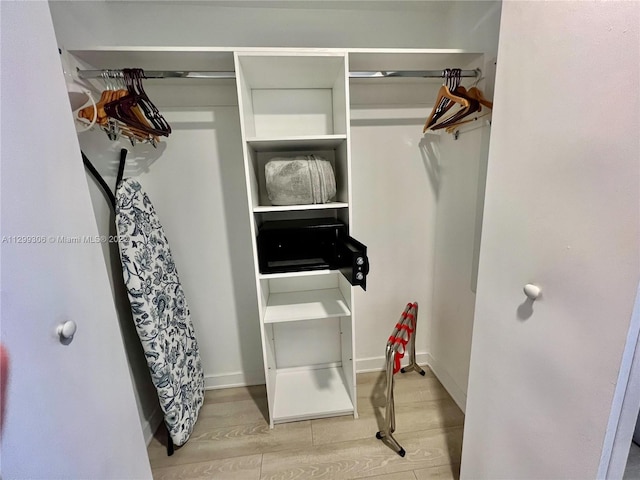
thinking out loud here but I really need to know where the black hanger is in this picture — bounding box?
[104,69,170,138]
[129,69,171,134]
[116,148,127,188]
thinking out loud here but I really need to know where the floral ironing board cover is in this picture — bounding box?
[115,178,204,446]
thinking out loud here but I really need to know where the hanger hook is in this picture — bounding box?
[442,68,448,87]
[470,68,483,88]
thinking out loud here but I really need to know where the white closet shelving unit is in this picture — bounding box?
[234,52,358,426]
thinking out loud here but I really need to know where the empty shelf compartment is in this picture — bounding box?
[272,366,354,423]
[264,288,350,324]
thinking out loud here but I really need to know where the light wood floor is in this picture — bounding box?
[147,368,464,480]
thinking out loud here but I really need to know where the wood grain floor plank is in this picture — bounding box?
[362,471,417,479]
[312,397,463,446]
[357,369,436,384]
[148,372,464,480]
[414,463,460,480]
[260,426,463,480]
[151,453,262,480]
[357,370,453,406]
[203,385,267,405]
[148,420,311,468]
[196,396,269,426]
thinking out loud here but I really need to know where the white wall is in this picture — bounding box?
[461,1,640,478]
[429,125,491,410]
[350,107,438,372]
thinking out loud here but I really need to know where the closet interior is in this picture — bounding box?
[63,43,494,439]
[1,1,628,477]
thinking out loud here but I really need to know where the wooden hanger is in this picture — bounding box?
[423,69,470,132]
[440,85,493,133]
[466,87,493,109]
[78,89,124,127]
[430,86,481,130]
[77,71,162,146]
[104,70,169,138]
[444,111,492,134]
[105,95,166,137]
[78,71,122,127]
[429,75,493,132]
[422,85,469,132]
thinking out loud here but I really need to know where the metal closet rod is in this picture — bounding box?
[76,69,480,80]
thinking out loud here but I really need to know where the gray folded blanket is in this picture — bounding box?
[265,155,336,205]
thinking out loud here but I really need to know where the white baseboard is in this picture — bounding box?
[356,352,431,373]
[204,370,265,390]
[426,353,467,413]
[355,355,386,373]
[142,407,165,446]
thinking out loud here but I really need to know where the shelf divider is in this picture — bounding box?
[264,288,351,324]
[247,134,347,152]
[254,202,348,213]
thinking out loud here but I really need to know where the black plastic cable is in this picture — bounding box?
[81,151,116,209]
[116,148,127,189]
[81,149,129,210]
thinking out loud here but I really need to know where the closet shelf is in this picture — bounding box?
[272,366,354,423]
[253,202,348,213]
[247,135,347,152]
[263,288,351,324]
[259,269,336,280]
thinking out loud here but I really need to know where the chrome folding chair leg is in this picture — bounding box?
[375,302,424,457]
[375,346,406,457]
[400,361,425,375]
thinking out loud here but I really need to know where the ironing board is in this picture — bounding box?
[115,178,204,447]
